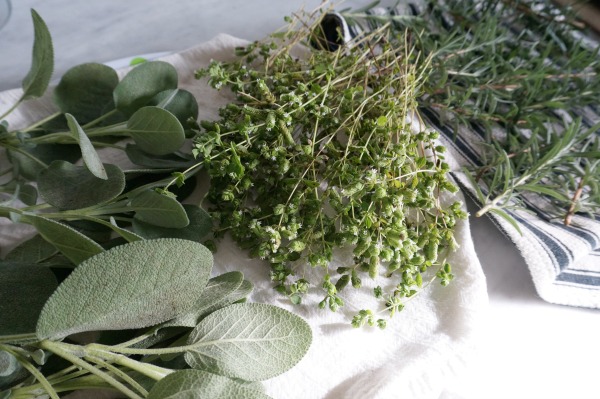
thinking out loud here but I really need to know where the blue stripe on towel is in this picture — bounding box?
[512,214,572,271]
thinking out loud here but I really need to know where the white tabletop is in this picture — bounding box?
[1,1,599,398]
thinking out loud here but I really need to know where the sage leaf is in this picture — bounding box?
[36,239,213,340]
[163,271,245,328]
[125,144,195,169]
[37,161,125,210]
[0,263,58,336]
[54,63,118,123]
[17,183,38,206]
[126,106,185,156]
[114,61,178,116]
[0,350,27,391]
[184,303,312,381]
[149,89,199,126]
[22,214,104,265]
[108,217,143,242]
[130,189,189,228]
[0,351,19,377]
[133,204,211,241]
[4,235,58,263]
[8,143,80,181]
[65,113,107,179]
[147,369,272,399]
[21,10,54,100]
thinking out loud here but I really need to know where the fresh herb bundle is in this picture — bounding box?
[0,10,312,398]
[192,10,466,326]
[0,239,311,399]
[340,0,600,228]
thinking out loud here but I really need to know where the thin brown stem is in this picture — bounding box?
[564,177,585,226]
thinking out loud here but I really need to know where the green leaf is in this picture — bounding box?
[126,106,185,156]
[516,184,570,202]
[65,113,107,179]
[0,351,19,377]
[37,161,125,210]
[108,217,143,242]
[130,189,189,228]
[184,303,312,381]
[163,271,245,328]
[0,263,58,336]
[54,63,118,123]
[8,143,81,181]
[4,234,58,263]
[149,89,199,126]
[125,144,196,169]
[16,183,38,206]
[81,216,143,243]
[21,214,104,265]
[113,61,178,116]
[133,205,212,241]
[0,350,27,391]
[147,369,272,399]
[489,207,523,236]
[36,238,213,340]
[21,9,54,100]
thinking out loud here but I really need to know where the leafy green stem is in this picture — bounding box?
[0,97,24,121]
[39,340,144,399]
[0,344,60,399]
[0,332,37,344]
[21,111,62,133]
[85,356,149,396]
[81,109,119,129]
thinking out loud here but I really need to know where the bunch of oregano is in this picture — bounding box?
[191,10,466,327]
[0,10,312,398]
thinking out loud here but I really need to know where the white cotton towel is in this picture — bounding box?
[0,34,489,399]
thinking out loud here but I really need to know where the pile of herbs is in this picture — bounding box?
[0,10,311,399]
[193,9,465,327]
[339,0,600,229]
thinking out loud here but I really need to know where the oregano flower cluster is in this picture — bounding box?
[193,14,467,326]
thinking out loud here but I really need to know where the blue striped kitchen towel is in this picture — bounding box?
[325,0,600,309]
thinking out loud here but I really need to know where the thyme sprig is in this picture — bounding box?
[342,0,600,227]
[192,10,466,325]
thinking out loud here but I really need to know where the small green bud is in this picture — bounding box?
[374,286,383,298]
[369,255,379,278]
[335,274,351,292]
[289,240,306,253]
[290,293,302,305]
[415,273,423,287]
[351,269,362,288]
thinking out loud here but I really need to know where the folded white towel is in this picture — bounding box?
[0,34,489,399]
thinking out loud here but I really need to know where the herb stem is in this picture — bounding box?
[39,340,143,399]
[0,344,60,399]
[0,332,37,344]
[0,97,23,121]
[85,356,149,396]
[564,177,585,226]
[81,109,118,129]
[22,111,62,133]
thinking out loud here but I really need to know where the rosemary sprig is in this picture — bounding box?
[341,0,600,228]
